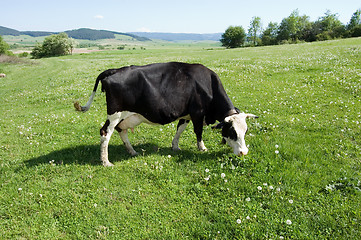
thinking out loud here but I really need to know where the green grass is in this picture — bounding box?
[1,38,361,239]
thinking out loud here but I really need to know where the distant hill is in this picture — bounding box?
[64,28,150,41]
[129,32,222,41]
[0,26,23,36]
[0,26,221,42]
[0,26,150,41]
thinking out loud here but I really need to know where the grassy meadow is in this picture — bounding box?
[1,38,361,239]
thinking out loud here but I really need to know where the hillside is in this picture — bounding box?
[0,26,150,41]
[64,28,150,41]
[1,26,221,42]
[129,32,222,41]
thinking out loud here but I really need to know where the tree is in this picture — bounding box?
[220,26,246,48]
[314,10,345,40]
[261,22,279,45]
[347,9,361,29]
[347,9,361,37]
[248,16,262,46]
[31,33,74,59]
[0,35,10,54]
[277,10,311,43]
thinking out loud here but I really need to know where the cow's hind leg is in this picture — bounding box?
[100,113,121,167]
[172,119,190,151]
[115,126,138,156]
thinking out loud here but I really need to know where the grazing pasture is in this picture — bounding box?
[1,38,360,239]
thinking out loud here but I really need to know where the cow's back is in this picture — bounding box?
[101,62,231,124]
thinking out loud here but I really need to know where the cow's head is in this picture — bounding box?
[214,113,258,156]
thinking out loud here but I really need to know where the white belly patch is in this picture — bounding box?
[116,112,152,130]
[110,111,192,130]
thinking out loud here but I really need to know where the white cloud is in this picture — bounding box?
[137,27,152,32]
[94,15,104,20]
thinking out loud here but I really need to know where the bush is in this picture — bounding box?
[0,35,10,54]
[78,43,99,48]
[31,33,73,59]
[220,26,246,48]
[351,25,361,37]
[18,52,29,58]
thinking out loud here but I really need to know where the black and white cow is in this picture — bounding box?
[75,62,258,166]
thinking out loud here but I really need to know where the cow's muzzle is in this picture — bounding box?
[236,148,249,156]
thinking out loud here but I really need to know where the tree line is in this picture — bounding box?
[221,9,361,48]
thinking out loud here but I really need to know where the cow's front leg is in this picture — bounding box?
[115,127,138,156]
[172,120,190,151]
[192,119,208,152]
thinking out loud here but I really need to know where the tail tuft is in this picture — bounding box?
[74,101,83,112]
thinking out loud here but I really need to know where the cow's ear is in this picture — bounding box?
[224,116,232,123]
[245,114,259,119]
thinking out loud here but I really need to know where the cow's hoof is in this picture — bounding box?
[197,141,208,152]
[103,162,114,167]
[130,151,138,157]
[172,146,181,151]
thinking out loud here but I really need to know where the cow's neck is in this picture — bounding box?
[209,100,236,124]
[225,108,238,117]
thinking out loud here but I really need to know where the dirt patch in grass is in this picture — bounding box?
[0,54,32,64]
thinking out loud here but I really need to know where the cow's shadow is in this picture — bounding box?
[24,143,228,168]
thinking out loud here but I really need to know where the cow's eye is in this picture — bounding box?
[222,122,238,141]
[221,122,232,137]
[228,126,238,141]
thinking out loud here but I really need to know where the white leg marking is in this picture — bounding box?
[197,140,208,152]
[172,121,189,151]
[100,112,122,167]
[119,129,138,156]
[101,135,114,167]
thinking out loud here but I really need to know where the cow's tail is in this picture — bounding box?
[74,69,115,112]
[74,78,100,112]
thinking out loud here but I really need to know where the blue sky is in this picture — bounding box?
[1,0,360,33]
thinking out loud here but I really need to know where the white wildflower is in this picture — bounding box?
[286,219,292,225]
[221,173,226,178]
[236,219,242,224]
